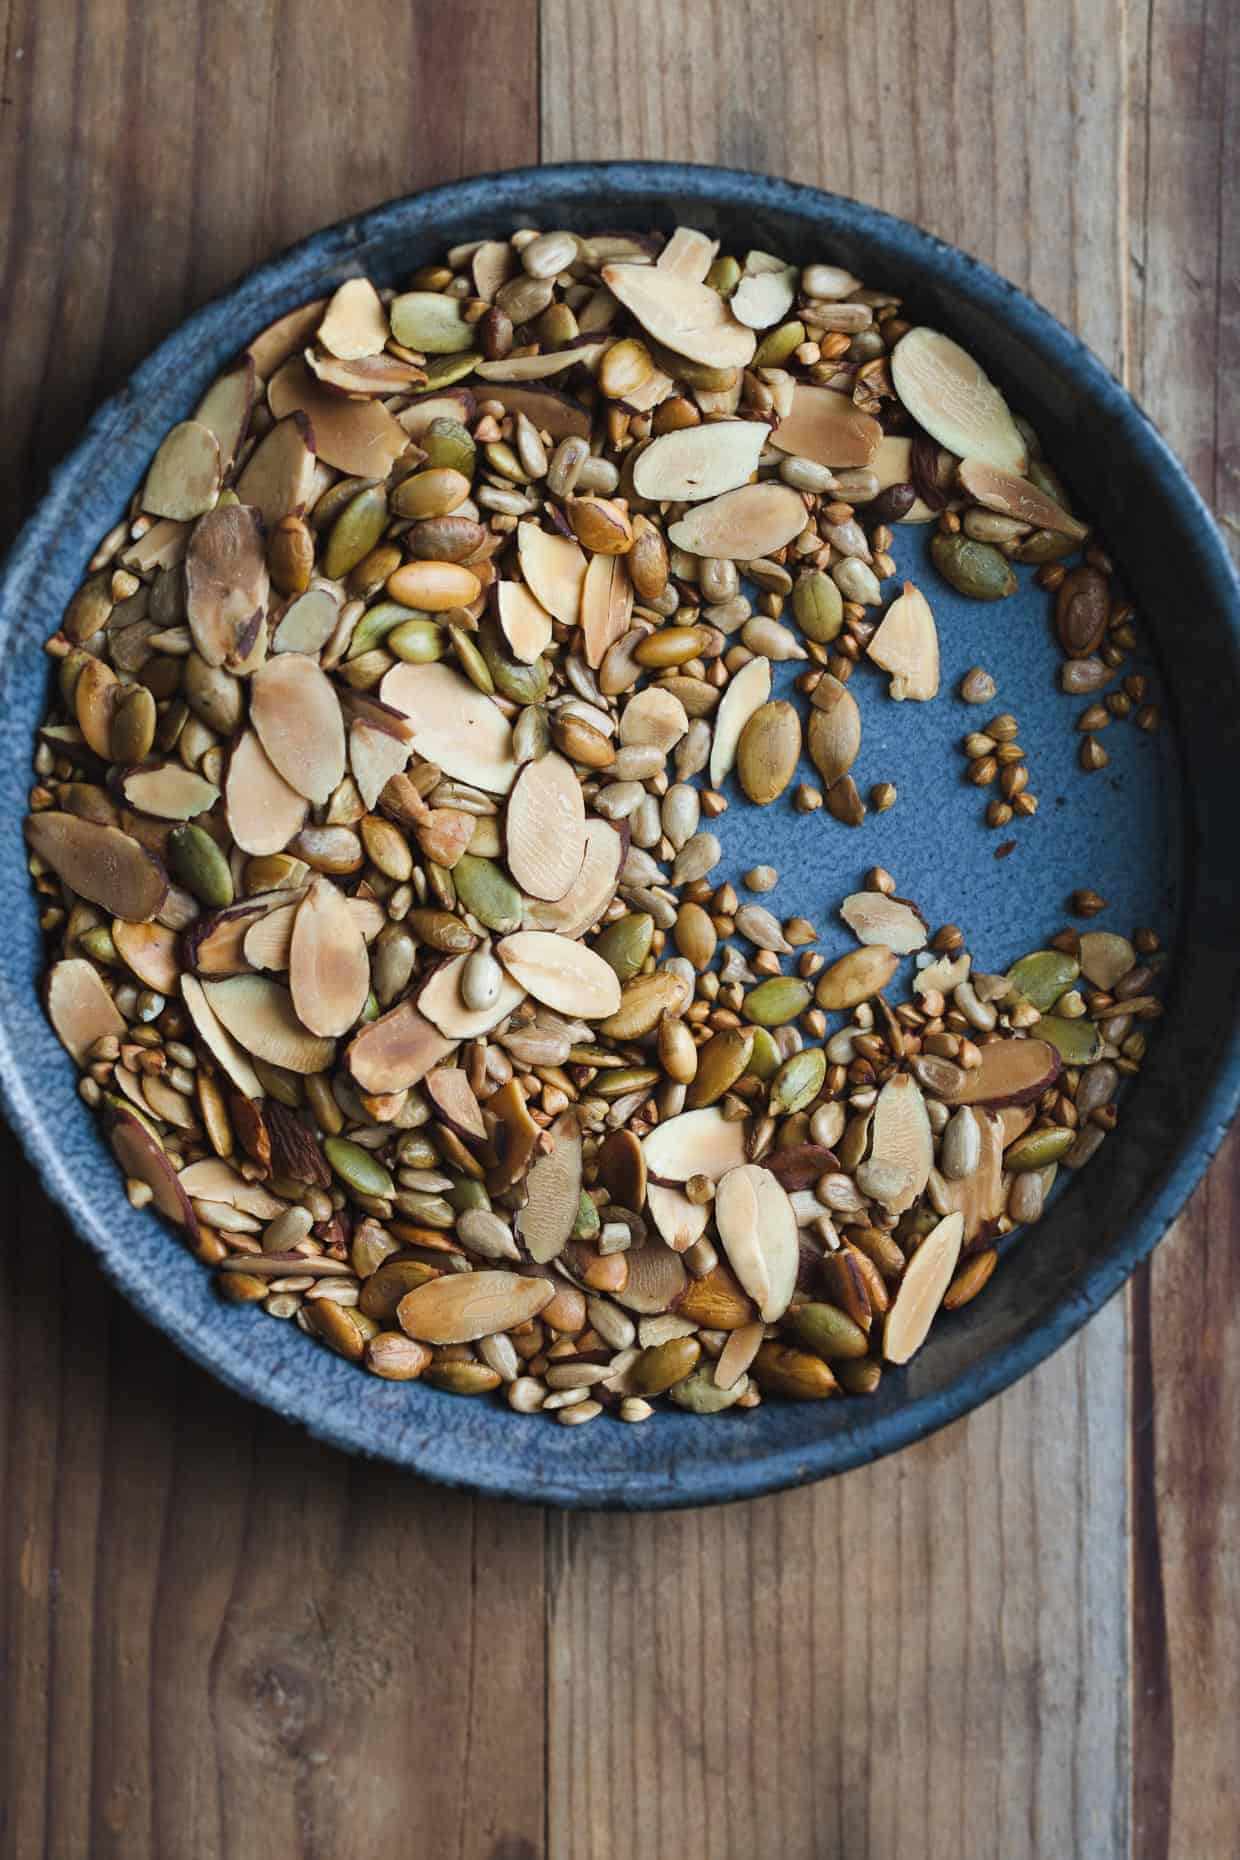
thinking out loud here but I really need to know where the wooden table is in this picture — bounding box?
[1,3,1235,1855]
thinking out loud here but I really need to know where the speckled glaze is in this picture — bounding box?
[2,163,1238,1509]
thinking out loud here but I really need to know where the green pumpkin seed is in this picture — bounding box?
[389,291,475,354]
[478,618,548,705]
[513,704,551,763]
[1013,528,1079,564]
[1037,1013,1103,1065]
[668,1365,747,1413]
[109,685,158,764]
[324,1136,395,1199]
[753,320,806,368]
[705,255,741,296]
[743,977,812,1027]
[686,1027,755,1107]
[744,1025,783,1082]
[449,625,495,695]
[452,854,523,932]
[769,1047,827,1115]
[593,1065,661,1099]
[792,570,844,643]
[347,600,417,661]
[448,1175,492,1214]
[1004,1125,1076,1173]
[323,485,389,581]
[420,418,476,477]
[1005,949,1081,1012]
[631,1335,701,1396]
[789,1301,870,1361]
[423,353,478,388]
[592,912,654,981]
[388,616,444,663]
[571,1190,601,1240]
[930,532,1017,601]
[79,925,119,965]
[397,1131,439,1169]
[394,1189,455,1228]
[167,822,234,906]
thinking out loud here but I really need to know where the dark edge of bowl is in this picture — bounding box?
[3,160,1239,1510]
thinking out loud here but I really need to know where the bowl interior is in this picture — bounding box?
[3,162,1239,1507]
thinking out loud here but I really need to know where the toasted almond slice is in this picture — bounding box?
[601,263,756,368]
[667,482,806,559]
[729,264,796,329]
[202,975,336,1074]
[504,752,586,902]
[142,420,221,521]
[522,818,623,937]
[119,518,190,575]
[495,581,553,663]
[913,950,972,998]
[272,586,338,656]
[246,298,328,377]
[935,1038,1061,1106]
[656,227,718,283]
[346,998,455,1093]
[268,357,408,478]
[516,520,587,625]
[121,765,219,820]
[192,359,255,476]
[46,958,125,1065]
[580,551,633,669]
[419,951,526,1040]
[495,931,621,1019]
[109,1106,199,1233]
[891,328,1027,475]
[380,662,516,794]
[184,504,270,671]
[840,891,927,954]
[611,1240,690,1316]
[806,675,861,786]
[714,1318,765,1391]
[287,876,371,1038]
[177,1160,286,1218]
[632,419,766,503]
[641,1107,749,1184]
[111,920,180,994]
[474,343,606,382]
[928,1110,1006,1242]
[645,1182,709,1253]
[866,581,940,700]
[855,1075,933,1214]
[618,687,688,753]
[883,1212,964,1363]
[24,812,167,922]
[180,973,263,1097]
[224,727,309,856]
[713,1163,799,1322]
[249,655,347,804]
[184,901,269,978]
[317,276,388,360]
[235,411,318,527]
[708,652,770,786]
[769,384,882,469]
[349,721,412,812]
[243,894,382,972]
[424,1065,487,1140]
[517,1111,583,1263]
[306,348,424,396]
[472,239,515,300]
[956,457,1088,540]
[396,1270,554,1345]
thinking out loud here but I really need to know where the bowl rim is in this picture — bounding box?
[4,158,1239,1508]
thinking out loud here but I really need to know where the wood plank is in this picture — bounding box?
[541,5,1132,1857]
[0,2,543,1856]
[1127,6,1240,1854]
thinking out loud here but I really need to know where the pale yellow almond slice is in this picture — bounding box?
[267,358,407,478]
[111,920,180,994]
[632,419,766,503]
[246,297,328,377]
[611,1241,689,1316]
[243,895,382,972]
[855,1074,933,1215]
[109,1106,198,1234]
[641,1107,749,1184]
[495,931,622,1019]
[890,328,1027,475]
[617,687,688,753]
[522,818,623,937]
[667,482,807,559]
[866,581,940,700]
[729,264,796,329]
[656,227,718,283]
[769,384,882,469]
[472,239,516,300]
[25,812,167,922]
[913,950,971,998]
[396,1271,554,1345]
[474,343,605,382]
[235,411,319,527]
[142,420,222,521]
[956,457,1088,540]
[272,587,338,656]
[346,999,455,1093]
[927,1110,1006,1243]
[120,765,219,820]
[249,655,346,804]
[600,263,756,368]
[46,958,125,1065]
[516,520,587,625]
[179,973,263,1098]
[224,727,309,856]
[883,1212,965,1364]
[495,581,553,663]
[317,276,388,360]
[872,435,935,522]
[349,720,412,812]
[517,1112,582,1264]
[418,951,525,1040]
[615,364,675,413]
[306,348,424,395]
[645,1181,709,1253]
[839,891,927,954]
[119,518,190,575]
[504,752,586,902]
[288,876,371,1037]
[201,975,336,1074]
[714,1162,799,1322]
[1079,930,1137,991]
[184,504,270,671]
[192,359,255,476]
[708,652,770,786]
[177,1161,286,1219]
[580,551,633,669]
[424,1065,487,1140]
[380,662,516,795]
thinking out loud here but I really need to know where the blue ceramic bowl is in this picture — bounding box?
[3,163,1238,1508]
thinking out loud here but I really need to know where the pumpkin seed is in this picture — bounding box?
[167,823,234,907]
[743,977,812,1027]
[930,531,1017,600]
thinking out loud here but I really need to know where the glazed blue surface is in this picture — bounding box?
[1,163,1237,1509]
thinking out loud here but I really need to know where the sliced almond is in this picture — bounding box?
[641,1106,749,1183]
[396,1270,554,1345]
[267,357,407,478]
[418,951,525,1040]
[111,919,180,994]
[580,551,633,669]
[867,581,940,701]
[350,721,412,811]
[235,411,318,527]
[707,653,771,787]
[504,752,586,902]
[246,297,328,377]
[184,901,269,979]
[883,1211,964,1364]
[288,876,371,1037]
[202,975,336,1073]
[601,263,756,368]
[769,384,882,469]
[179,973,263,1097]
[272,586,339,656]
[523,818,623,937]
[668,482,807,560]
[806,675,861,785]
[224,728,309,856]
[855,1075,933,1214]
[840,891,927,954]
[914,949,972,998]
[119,518,190,575]
[346,998,455,1093]
[933,1037,1062,1106]
[956,457,1088,540]
[927,1109,1006,1243]
[249,655,346,804]
[381,662,516,794]
[185,504,271,671]
[516,520,587,626]
[424,1065,487,1140]
[890,328,1027,475]
[305,349,424,396]
[729,264,796,329]
[121,765,219,820]
[631,420,766,503]
[611,1240,689,1316]
[45,958,125,1065]
[495,581,553,663]
[645,1182,709,1253]
[517,1111,583,1263]
[714,1319,765,1391]
[495,931,622,1019]
[656,227,718,283]
[396,389,478,439]
[474,343,606,382]
[317,277,388,360]
[192,359,255,476]
[142,421,222,521]
[714,1162,799,1322]
[25,812,167,923]
[618,687,689,754]
[243,894,382,971]
[108,1106,198,1234]
[177,1160,286,1219]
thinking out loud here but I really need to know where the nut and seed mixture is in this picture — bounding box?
[26,226,1166,1423]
